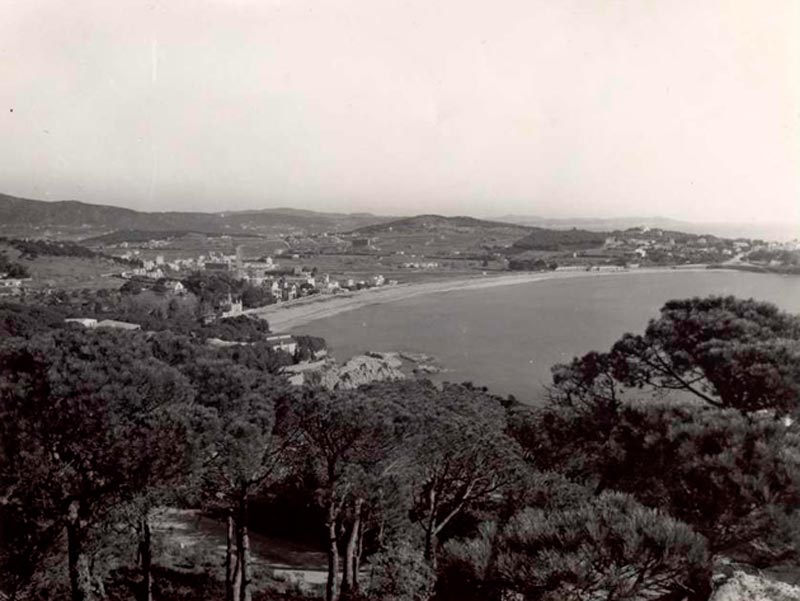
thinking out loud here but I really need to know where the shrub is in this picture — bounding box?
[365,542,435,601]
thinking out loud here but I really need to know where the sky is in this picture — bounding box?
[0,0,798,224]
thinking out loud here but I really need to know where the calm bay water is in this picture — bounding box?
[292,271,800,403]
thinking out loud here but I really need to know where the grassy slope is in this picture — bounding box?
[0,242,123,290]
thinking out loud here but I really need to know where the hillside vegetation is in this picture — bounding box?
[1,295,799,601]
[0,193,391,238]
[350,214,530,236]
[510,226,608,251]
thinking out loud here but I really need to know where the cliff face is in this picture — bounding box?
[318,354,406,390]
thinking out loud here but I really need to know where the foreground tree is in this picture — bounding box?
[514,396,800,560]
[0,330,194,601]
[442,492,710,601]
[528,295,800,564]
[406,384,524,568]
[292,387,404,601]
[551,296,800,415]
[181,358,293,601]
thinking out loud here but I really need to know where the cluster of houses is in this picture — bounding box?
[266,273,391,302]
[0,277,29,296]
[115,246,394,308]
[401,261,440,270]
[200,248,394,301]
[602,228,756,261]
[554,264,638,272]
[116,250,277,281]
[767,239,800,252]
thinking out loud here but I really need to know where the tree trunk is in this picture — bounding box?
[66,500,94,601]
[341,498,363,599]
[424,528,438,571]
[353,514,365,592]
[377,513,386,550]
[225,512,241,601]
[423,487,439,569]
[325,498,340,601]
[237,497,251,601]
[138,515,153,601]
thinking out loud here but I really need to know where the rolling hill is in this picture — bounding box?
[0,193,393,239]
[349,214,531,236]
[496,214,792,242]
[345,214,535,256]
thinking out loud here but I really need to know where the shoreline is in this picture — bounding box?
[247,265,712,332]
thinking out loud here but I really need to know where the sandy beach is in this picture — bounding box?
[247,265,711,332]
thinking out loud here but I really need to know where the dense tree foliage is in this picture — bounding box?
[0,330,195,600]
[507,258,557,272]
[0,237,141,267]
[292,387,406,601]
[506,295,800,573]
[0,250,30,278]
[551,296,800,415]
[1,296,288,347]
[441,492,709,601]
[2,293,800,601]
[746,248,800,267]
[511,227,608,251]
[0,301,68,337]
[404,384,524,567]
[182,359,292,601]
[181,272,275,312]
[514,401,800,556]
[293,335,328,362]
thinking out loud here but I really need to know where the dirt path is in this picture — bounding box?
[153,508,329,585]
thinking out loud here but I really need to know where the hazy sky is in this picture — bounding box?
[1,0,798,222]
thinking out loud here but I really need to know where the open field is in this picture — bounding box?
[0,242,124,290]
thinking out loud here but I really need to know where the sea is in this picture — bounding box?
[291,270,800,403]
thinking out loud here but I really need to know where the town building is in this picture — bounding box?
[162,280,186,295]
[351,237,373,249]
[281,283,297,301]
[205,261,231,273]
[64,317,99,328]
[96,319,142,331]
[0,278,26,296]
[220,296,244,318]
[265,334,298,356]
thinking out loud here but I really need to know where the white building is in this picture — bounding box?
[96,319,141,331]
[64,318,98,328]
[0,278,25,294]
[265,334,298,355]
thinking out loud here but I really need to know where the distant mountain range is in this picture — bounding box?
[495,215,799,242]
[0,193,393,239]
[1,192,795,242]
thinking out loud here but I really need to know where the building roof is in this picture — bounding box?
[96,319,142,331]
[65,318,98,326]
[204,262,230,270]
[266,334,293,342]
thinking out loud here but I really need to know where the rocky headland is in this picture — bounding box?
[284,350,444,390]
